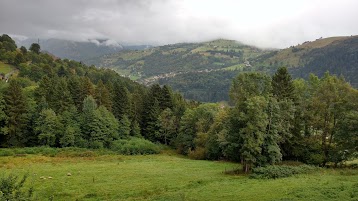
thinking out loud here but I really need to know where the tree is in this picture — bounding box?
[333,111,358,165]
[272,67,295,101]
[159,85,173,110]
[226,72,283,172]
[68,76,83,111]
[29,43,40,54]
[81,96,119,148]
[0,95,8,147]
[118,115,131,138]
[130,120,141,137]
[35,109,62,146]
[158,108,176,145]
[95,80,112,111]
[4,80,29,147]
[238,96,269,172]
[80,77,95,102]
[309,73,353,166]
[112,82,130,120]
[51,77,73,113]
[59,106,82,147]
[20,46,27,54]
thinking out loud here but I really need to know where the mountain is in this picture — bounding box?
[86,39,271,81]
[70,36,358,102]
[15,38,123,61]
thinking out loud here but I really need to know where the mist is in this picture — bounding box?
[1,0,357,48]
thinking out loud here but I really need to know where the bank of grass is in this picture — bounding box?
[0,62,15,74]
[0,150,357,201]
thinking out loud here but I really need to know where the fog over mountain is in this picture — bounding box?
[1,0,358,48]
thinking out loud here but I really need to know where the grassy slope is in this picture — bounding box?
[258,36,354,67]
[0,62,15,74]
[1,153,357,201]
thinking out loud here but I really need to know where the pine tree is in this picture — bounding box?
[4,80,29,147]
[68,76,83,111]
[95,80,112,111]
[158,108,176,145]
[0,95,8,147]
[159,85,173,110]
[130,120,142,137]
[112,82,130,120]
[118,115,131,138]
[272,67,295,101]
[80,77,95,102]
[51,77,73,113]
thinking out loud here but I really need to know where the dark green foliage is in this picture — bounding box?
[112,82,130,120]
[4,80,29,147]
[95,80,112,111]
[0,34,17,52]
[159,70,238,102]
[290,36,358,88]
[250,165,319,179]
[29,43,40,54]
[0,174,34,201]
[0,95,8,147]
[118,115,131,138]
[272,67,295,101]
[35,109,62,146]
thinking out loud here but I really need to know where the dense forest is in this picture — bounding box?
[0,34,357,172]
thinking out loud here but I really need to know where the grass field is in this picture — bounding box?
[1,152,357,201]
[0,62,15,74]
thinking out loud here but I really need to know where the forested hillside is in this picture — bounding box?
[87,39,268,80]
[90,36,358,102]
[1,33,357,172]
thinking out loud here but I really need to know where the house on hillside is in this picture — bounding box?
[244,61,251,67]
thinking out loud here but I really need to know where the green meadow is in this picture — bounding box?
[1,151,357,201]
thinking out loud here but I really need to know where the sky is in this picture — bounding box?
[0,0,357,48]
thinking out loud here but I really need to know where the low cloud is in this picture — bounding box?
[1,0,357,48]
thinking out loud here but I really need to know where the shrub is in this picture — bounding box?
[250,165,319,179]
[188,147,206,160]
[0,173,34,200]
[0,149,15,156]
[110,137,160,155]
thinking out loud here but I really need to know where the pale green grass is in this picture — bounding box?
[0,62,15,74]
[223,64,244,71]
[1,153,357,201]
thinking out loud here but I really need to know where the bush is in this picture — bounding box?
[110,137,160,155]
[188,147,206,160]
[0,149,15,156]
[0,173,34,200]
[250,165,319,179]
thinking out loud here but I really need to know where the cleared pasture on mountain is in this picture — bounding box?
[1,151,357,201]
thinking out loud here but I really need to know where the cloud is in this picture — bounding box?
[0,0,357,48]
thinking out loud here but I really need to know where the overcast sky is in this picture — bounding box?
[0,0,357,48]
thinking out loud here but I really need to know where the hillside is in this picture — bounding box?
[15,38,123,62]
[89,36,358,102]
[87,39,271,82]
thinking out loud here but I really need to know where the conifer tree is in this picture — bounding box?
[95,80,112,111]
[160,85,173,110]
[112,82,130,120]
[118,115,131,138]
[4,80,29,147]
[272,67,295,101]
[0,95,8,147]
